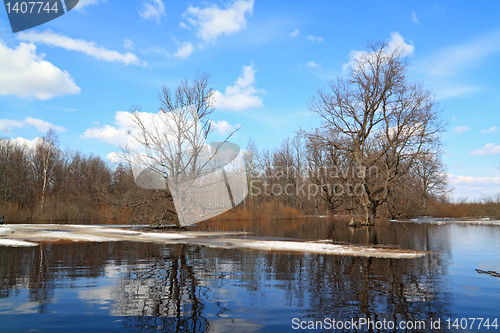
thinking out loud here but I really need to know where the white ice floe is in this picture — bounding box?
[0,227,13,236]
[137,232,190,240]
[224,239,425,259]
[0,239,39,247]
[0,224,427,258]
[32,231,120,243]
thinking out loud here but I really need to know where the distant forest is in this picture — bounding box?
[1,128,499,225]
[2,42,499,225]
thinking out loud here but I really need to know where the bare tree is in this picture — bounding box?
[305,41,444,224]
[0,139,34,214]
[122,73,241,226]
[32,130,60,212]
[413,151,447,212]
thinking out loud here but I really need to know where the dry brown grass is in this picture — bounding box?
[207,200,305,223]
[426,198,500,219]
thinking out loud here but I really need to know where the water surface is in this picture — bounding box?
[0,219,499,332]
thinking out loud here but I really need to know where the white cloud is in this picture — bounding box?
[343,32,414,71]
[82,109,205,151]
[45,106,77,112]
[386,32,414,55]
[210,120,240,136]
[471,143,500,156]
[306,61,319,68]
[289,28,299,37]
[6,137,43,150]
[453,126,471,134]
[415,32,500,100]
[414,30,500,99]
[411,11,419,24]
[141,45,170,57]
[0,119,23,134]
[173,42,194,58]
[24,117,66,132]
[82,122,129,146]
[449,174,500,184]
[448,173,500,200]
[106,151,124,164]
[17,30,146,66]
[123,39,134,50]
[183,0,254,42]
[139,0,166,23]
[0,117,66,133]
[481,126,498,134]
[433,86,479,100]
[0,41,80,100]
[213,64,264,111]
[306,35,323,43]
[423,29,500,77]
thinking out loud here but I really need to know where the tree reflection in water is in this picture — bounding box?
[0,220,453,332]
[117,244,208,332]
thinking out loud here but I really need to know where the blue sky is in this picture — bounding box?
[0,0,499,201]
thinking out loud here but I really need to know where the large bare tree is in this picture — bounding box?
[305,41,444,224]
[122,73,242,226]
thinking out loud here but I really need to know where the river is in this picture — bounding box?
[0,218,499,332]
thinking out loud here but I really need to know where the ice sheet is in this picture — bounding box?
[0,224,428,258]
[0,239,39,247]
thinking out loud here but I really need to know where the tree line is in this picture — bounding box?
[0,129,178,223]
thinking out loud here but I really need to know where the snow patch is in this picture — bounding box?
[138,232,190,240]
[0,239,39,247]
[0,227,13,236]
[0,224,427,258]
[226,239,425,259]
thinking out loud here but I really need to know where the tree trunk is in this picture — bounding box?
[362,203,377,225]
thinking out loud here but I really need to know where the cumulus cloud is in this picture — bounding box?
[17,30,146,66]
[0,119,23,133]
[453,126,471,134]
[173,42,194,58]
[0,117,66,134]
[343,32,414,71]
[5,137,43,150]
[106,151,124,164]
[471,143,500,156]
[81,111,132,146]
[139,0,166,23]
[86,113,239,163]
[213,64,264,111]
[481,126,498,134]
[183,0,254,42]
[82,124,128,146]
[0,41,80,100]
[24,117,66,132]
[210,120,240,136]
[82,109,208,155]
